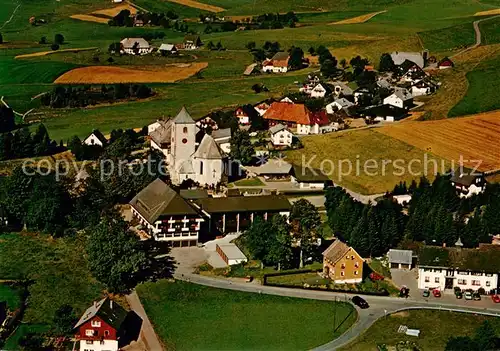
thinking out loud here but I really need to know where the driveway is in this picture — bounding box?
[390,268,418,292]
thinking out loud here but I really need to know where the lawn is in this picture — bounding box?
[3,324,50,351]
[0,283,22,311]
[449,51,500,117]
[0,232,103,325]
[233,177,265,186]
[340,309,500,351]
[285,129,449,195]
[0,57,79,85]
[137,280,357,350]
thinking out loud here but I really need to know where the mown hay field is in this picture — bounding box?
[165,0,225,12]
[70,14,109,23]
[54,63,208,84]
[330,10,386,25]
[15,47,97,59]
[92,4,138,17]
[376,111,500,172]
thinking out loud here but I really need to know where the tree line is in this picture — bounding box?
[41,84,154,108]
[108,9,179,27]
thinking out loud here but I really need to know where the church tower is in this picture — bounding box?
[171,106,196,169]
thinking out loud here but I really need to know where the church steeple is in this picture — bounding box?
[173,106,195,124]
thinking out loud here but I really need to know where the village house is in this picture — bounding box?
[411,79,436,96]
[245,159,292,180]
[399,59,427,82]
[331,81,354,97]
[263,102,330,135]
[390,51,425,69]
[130,178,204,247]
[234,105,260,125]
[211,128,231,154]
[83,129,107,147]
[183,35,202,50]
[74,298,129,351]
[450,166,486,198]
[281,96,294,103]
[262,52,290,73]
[269,124,293,147]
[254,101,271,116]
[120,38,152,55]
[323,239,364,284]
[417,242,500,292]
[360,104,407,122]
[388,249,414,269]
[148,107,226,186]
[291,165,330,189]
[326,98,354,114]
[196,116,219,131]
[383,87,413,109]
[438,57,454,69]
[158,43,178,56]
[353,87,372,105]
[310,83,332,98]
[243,63,260,76]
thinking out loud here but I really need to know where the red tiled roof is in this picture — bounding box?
[310,110,330,126]
[263,102,311,125]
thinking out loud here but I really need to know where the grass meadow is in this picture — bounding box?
[340,310,500,351]
[418,22,476,52]
[479,16,500,45]
[137,280,357,350]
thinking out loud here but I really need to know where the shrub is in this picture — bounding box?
[51,43,60,51]
[54,33,64,45]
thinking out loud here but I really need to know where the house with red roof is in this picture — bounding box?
[263,102,330,135]
[262,52,290,73]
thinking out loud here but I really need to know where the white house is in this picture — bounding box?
[120,38,152,55]
[254,102,270,116]
[450,167,486,198]
[211,128,231,154]
[390,51,425,68]
[262,52,289,73]
[159,43,178,55]
[281,97,294,103]
[383,88,413,109]
[183,35,201,50]
[331,81,353,97]
[269,124,293,147]
[417,243,500,293]
[310,83,331,98]
[83,130,107,147]
[216,243,247,266]
[263,102,330,136]
[326,98,354,114]
[411,80,436,97]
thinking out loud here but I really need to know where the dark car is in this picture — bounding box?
[473,293,481,301]
[455,291,463,299]
[352,296,369,309]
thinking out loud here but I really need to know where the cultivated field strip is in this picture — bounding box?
[377,111,500,171]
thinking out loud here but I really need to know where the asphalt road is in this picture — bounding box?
[174,270,500,350]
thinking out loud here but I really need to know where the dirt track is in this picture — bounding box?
[330,10,387,25]
[165,0,225,12]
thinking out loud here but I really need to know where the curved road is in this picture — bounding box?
[173,269,500,350]
[452,14,500,58]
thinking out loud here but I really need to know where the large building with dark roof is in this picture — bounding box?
[417,242,500,292]
[130,178,204,247]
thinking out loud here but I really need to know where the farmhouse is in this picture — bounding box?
[159,43,178,55]
[310,83,332,98]
[417,243,500,293]
[183,35,202,50]
[326,98,354,114]
[269,124,293,147]
[254,101,271,116]
[243,63,260,76]
[148,107,225,186]
[216,243,248,266]
[245,159,292,180]
[450,166,486,198]
[235,104,260,125]
[399,59,426,82]
[411,79,436,96]
[83,129,107,147]
[120,38,152,55]
[263,102,329,135]
[323,240,364,284]
[390,51,425,69]
[130,178,204,246]
[383,88,413,109]
[196,116,219,131]
[262,52,290,73]
[353,87,372,104]
[74,298,129,351]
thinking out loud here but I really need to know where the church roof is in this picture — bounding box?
[173,106,196,124]
[193,134,223,159]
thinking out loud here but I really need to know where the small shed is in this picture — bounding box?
[388,249,413,269]
[216,243,248,266]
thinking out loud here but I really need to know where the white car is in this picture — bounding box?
[464,291,473,300]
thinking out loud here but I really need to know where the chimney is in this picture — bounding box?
[110,300,113,309]
[94,300,98,308]
[442,242,446,248]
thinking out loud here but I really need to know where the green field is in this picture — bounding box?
[0,283,22,311]
[340,309,500,351]
[419,21,476,52]
[285,129,449,195]
[0,233,103,325]
[137,280,357,350]
[479,15,500,45]
[449,51,500,117]
[3,324,50,351]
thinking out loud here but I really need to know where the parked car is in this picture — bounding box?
[432,289,441,297]
[422,289,430,297]
[491,294,500,303]
[455,291,463,299]
[464,291,473,300]
[473,293,481,301]
[352,296,369,309]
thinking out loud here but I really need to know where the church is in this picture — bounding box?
[149,107,226,186]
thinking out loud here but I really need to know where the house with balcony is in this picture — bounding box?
[129,178,204,247]
[417,241,500,292]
